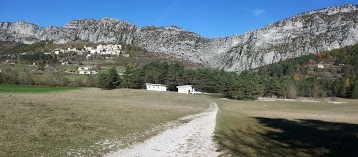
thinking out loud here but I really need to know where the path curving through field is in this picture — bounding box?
[105,101,219,157]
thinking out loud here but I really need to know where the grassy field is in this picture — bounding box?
[214,98,358,157]
[1,85,357,157]
[0,88,209,156]
[0,84,78,93]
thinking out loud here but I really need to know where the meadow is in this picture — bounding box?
[214,98,358,157]
[0,87,209,156]
[0,84,78,93]
[1,85,357,157]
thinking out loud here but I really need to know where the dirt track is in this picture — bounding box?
[105,102,219,157]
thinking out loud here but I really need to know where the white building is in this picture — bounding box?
[177,85,193,94]
[317,64,324,69]
[97,44,104,50]
[90,49,97,54]
[145,83,167,91]
[177,85,201,94]
[53,49,60,55]
[78,66,97,75]
[84,45,93,51]
[67,47,77,52]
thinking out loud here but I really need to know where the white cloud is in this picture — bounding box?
[252,9,265,16]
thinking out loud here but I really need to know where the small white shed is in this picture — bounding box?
[78,66,97,75]
[145,83,167,91]
[177,85,193,94]
[317,64,324,69]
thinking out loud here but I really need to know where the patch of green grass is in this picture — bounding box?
[0,89,209,156]
[64,73,96,81]
[0,84,79,93]
[0,63,37,72]
[214,99,358,157]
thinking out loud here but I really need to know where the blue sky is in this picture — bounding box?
[0,0,357,38]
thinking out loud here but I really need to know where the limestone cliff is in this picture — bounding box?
[1,4,357,72]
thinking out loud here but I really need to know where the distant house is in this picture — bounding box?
[67,47,77,52]
[177,85,201,94]
[177,85,193,94]
[84,45,93,51]
[317,64,324,69]
[53,49,61,55]
[78,66,97,75]
[90,49,97,54]
[145,83,167,91]
[97,44,104,50]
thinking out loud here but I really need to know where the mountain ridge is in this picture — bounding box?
[1,4,357,72]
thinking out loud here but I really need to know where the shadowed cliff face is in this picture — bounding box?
[1,5,358,72]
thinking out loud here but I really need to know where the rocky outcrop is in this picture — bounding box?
[214,4,358,71]
[1,4,357,72]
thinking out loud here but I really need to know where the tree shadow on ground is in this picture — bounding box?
[216,118,358,157]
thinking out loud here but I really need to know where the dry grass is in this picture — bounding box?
[230,100,358,124]
[0,88,209,156]
[214,98,358,157]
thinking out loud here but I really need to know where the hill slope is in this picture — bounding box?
[254,43,358,98]
[1,4,357,72]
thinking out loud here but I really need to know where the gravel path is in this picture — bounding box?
[105,102,219,157]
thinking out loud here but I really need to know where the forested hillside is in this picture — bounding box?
[121,43,358,100]
[254,43,358,99]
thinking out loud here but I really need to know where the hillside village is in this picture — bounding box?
[0,43,130,75]
[53,44,125,56]
[53,44,128,61]
[55,44,128,74]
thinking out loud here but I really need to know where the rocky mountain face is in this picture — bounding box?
[1,4,357,72]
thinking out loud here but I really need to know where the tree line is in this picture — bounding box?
[98,61,264,100]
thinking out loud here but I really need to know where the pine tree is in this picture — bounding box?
[165,63,184,91]
[97,66,120,90]
[108,66,120,88]
[123,64,145,89]
[224,73,263,100]
[97,72,111,89]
